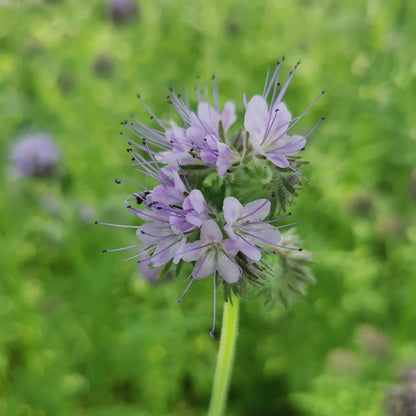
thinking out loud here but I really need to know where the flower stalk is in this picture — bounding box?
[100,59,323,413]
[208,292,240,416]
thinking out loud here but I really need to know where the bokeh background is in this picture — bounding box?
[1,0,416,415]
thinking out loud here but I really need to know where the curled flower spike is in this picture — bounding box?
[100,59,323,333]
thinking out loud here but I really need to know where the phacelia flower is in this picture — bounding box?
[244,59,325,169]
[99,59,323,334]
[223,196,282,261]
[10,133,60,178]
[181,220,241,283]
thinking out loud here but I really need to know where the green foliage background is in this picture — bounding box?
[1,0,416,415]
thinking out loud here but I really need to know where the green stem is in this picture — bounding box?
[208,292,240,416]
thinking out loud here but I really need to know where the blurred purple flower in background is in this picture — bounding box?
[91,55,114,77]
[385,367,416,416]
[10,133,60,178]
[108,0,139,25]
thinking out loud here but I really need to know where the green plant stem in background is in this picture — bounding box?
[208,292,240,416]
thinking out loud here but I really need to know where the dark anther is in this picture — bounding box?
[298,248,303,251]
[102,249,107,253]
[140,230,145,234]
[288,212,292,216]
[321,116,326,120]
[115,179,121,184]
[126,205,132,209]
[94,220,98,224]
[136,196,144,205]
[301,147,305,151]
[137,94,141,98]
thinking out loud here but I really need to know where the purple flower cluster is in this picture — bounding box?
[100,59,323,334]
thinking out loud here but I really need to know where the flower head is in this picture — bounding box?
[99,60,323,333]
